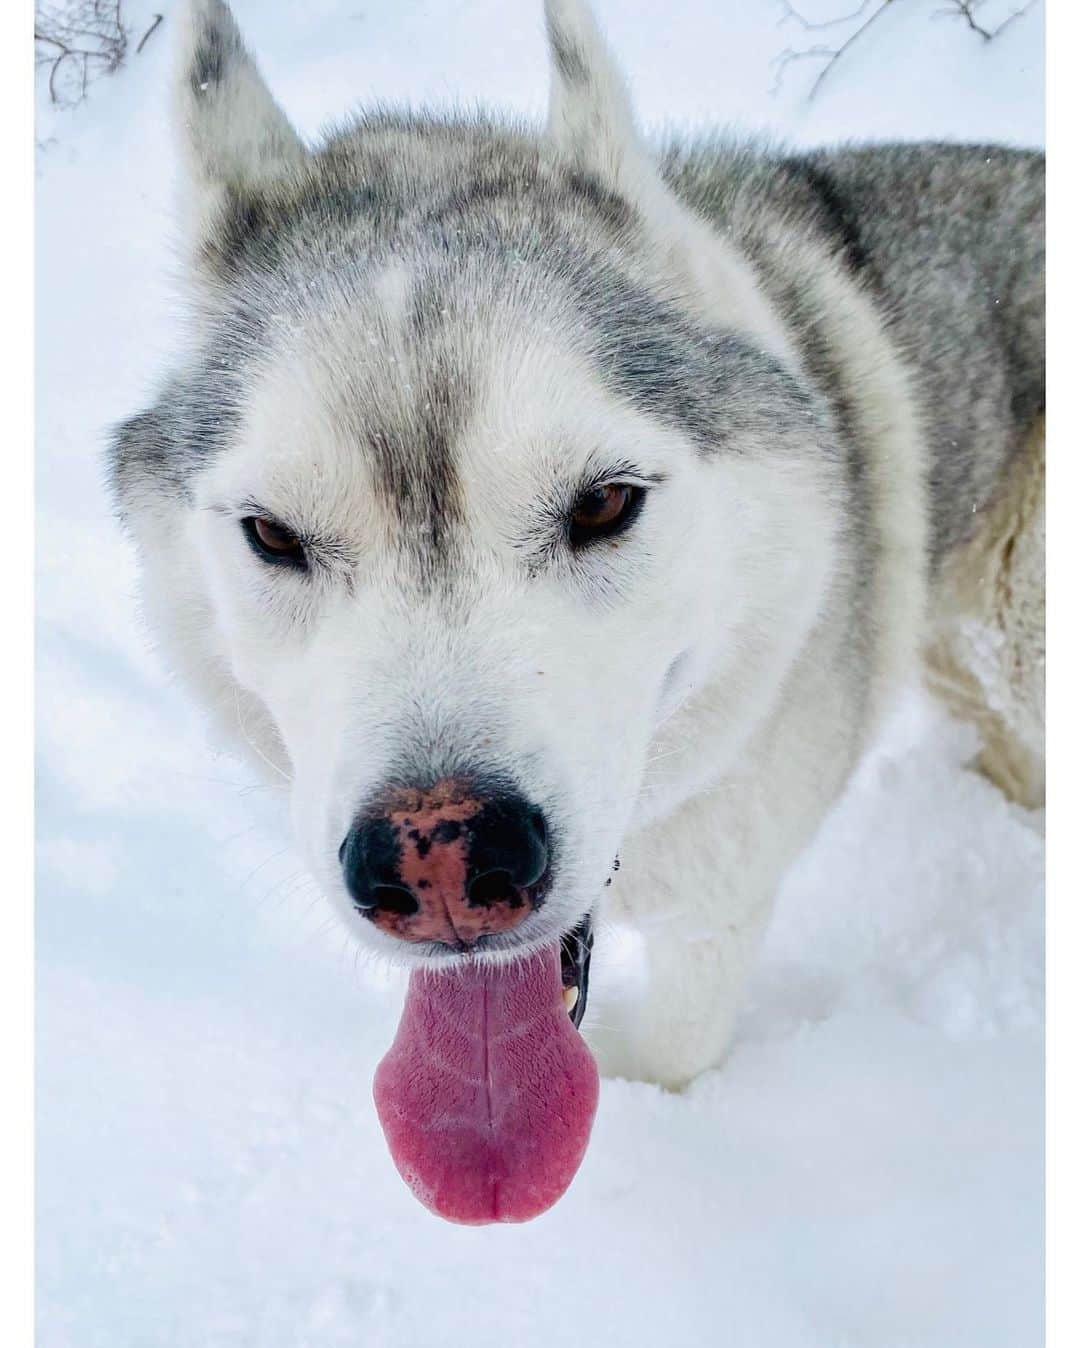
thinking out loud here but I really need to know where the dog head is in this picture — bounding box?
[111,0,840,967]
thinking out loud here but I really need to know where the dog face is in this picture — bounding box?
[112,0,841,966]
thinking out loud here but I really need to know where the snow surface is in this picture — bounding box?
[36,2,1045,1345]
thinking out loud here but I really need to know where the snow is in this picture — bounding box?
[36,1,1044,1344]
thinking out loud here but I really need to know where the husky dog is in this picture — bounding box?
[110,0,1043,1218]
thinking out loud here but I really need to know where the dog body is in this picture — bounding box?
[112,0,1044,1089]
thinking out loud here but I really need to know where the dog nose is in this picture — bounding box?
[339,778,549,947]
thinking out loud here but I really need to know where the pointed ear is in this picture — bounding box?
[543,1,796,364]
[543,0,654,199]
[175,1,308,252]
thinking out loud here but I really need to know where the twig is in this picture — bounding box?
[936,0,1036,41]
[772,0,1037,101]
[34,0,130,107]
[770,44,838,97]
[136,12,163,56]
[772,0,897,100]
[776,0,878,32]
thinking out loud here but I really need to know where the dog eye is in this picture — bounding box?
[568,483,644,547]
[241,515,307,568]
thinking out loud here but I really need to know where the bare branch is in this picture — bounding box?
[772,0,1038,101]
[136,13,164,57]
[935,0,1036,42]
[776,0,878,33]
[34,0,130,107]
[771,0,897,101]
[770,44,837,97]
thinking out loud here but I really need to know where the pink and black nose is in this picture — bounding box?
[339,779,549,947]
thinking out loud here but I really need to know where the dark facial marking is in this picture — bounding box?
[108,321,257,508]
[568,260,814,456]
[366,348,468,587]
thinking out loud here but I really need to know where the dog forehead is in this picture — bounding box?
[225,257,616,527]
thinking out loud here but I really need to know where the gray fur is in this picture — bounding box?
[113,112,839,558]
[661,137,1044,562]
[546,10,592,88]
[106,1,1045,1092]
[113,111,1043,569]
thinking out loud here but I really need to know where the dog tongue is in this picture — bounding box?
[374,944,599,1224]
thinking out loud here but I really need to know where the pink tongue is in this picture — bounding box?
[374,944,599,1224]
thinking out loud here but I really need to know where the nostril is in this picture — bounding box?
[467,869,521,908]
[371,884,419,917]
[341,813,406,916]
[467,797,550,893]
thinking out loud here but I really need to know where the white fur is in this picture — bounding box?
[126,0,946,1088]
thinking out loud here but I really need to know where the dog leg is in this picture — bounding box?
[587,899,773,1091]
[584,791,780,1090]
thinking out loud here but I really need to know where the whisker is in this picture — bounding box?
[233,685,291,782]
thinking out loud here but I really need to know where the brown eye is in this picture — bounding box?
[242,515,307,567]
[568,483,644,547]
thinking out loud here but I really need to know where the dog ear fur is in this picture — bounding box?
[175,1,308,261]
[542,0,657,202]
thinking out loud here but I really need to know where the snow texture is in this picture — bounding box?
[36,2,1044,1344]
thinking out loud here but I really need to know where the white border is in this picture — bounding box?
[1046,2,1072,1347]
[7,0,35,1342]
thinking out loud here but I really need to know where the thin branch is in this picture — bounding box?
[771,0,1038,101]
[34,0,130,107]
[770,44,838,97]
[776,0,878,32]
[936,0,1036,41]
[136,12,163,56]
[772,0,897,100]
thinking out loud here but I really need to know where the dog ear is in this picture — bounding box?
[543,0,794,363]
[543,0,655,201]
[175,1,308,260]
